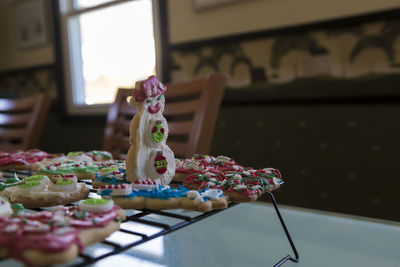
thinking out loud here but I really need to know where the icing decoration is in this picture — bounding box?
[132,179,157,191]
[154,151,167,174]
[133,75,166,103]
[187,188,224,205]
[175,154,244,177]
[67,151,84,157]
[24,175,50,185]
[18,181,46,191]
[95,167,127,185]
[183,167,283,197]
[0,173,21,191]
[35,160,124,176]
[85,150,113,161]
[48,178,77,193]
[0,204,121,266]
[113,184,225,205]
[0,197,12,217]
[4,173,21,184]
[98,184,132,196]
[50,174,78,183]
[124,184,188,199]
[66,151,93,162]
[79,198,114,213]
[151,120,165,143]
[11,203,24,215]
[148,102,161,114]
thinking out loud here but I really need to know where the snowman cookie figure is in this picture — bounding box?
[126,76,175,186]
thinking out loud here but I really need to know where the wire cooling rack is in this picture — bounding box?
[0,170,299,267]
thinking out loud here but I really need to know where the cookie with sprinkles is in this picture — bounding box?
[0,201,125,266]
[183,168,283,202]
[173,154,244,182]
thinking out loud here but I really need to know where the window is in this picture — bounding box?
[57,0,163,115]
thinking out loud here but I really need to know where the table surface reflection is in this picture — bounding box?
[2,201,400,267]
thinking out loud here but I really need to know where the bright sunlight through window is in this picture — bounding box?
[59,0,157,114]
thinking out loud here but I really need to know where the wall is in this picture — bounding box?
[168,0,400,44]
[0,1,54,72]
[169,17,400,87]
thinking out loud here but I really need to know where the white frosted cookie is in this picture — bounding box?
[0,175,90,208]
[125,76,175,186]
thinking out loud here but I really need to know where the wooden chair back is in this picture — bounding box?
[103,73,227,159]
[0,93,52,151]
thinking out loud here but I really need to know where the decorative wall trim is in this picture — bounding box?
[169,8,400,50]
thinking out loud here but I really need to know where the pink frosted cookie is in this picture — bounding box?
[0,199,125,266]
[0,149,50,170]
[173,154,244,182]
[183,167,283,202]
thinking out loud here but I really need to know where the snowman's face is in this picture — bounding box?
[142,94,165,114]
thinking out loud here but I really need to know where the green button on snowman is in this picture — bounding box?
[126,76,175,186]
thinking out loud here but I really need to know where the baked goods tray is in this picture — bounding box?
[1,170,299,267]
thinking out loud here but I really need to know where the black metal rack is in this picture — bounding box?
[1,170,299,267]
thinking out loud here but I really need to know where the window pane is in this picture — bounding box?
[70,0,155,105]
[74,0,114,10]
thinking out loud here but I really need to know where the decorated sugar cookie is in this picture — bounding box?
[34,159,125,181]
[0,202,125,266]
[183,167,283,202]
[173,154,244,182]
[92,164,128,189]
[0,149,50,170]
[99,184,229,212]
[126,76,175,186]
[0,174,90,208]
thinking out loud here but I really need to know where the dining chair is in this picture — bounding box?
[103,72,227,159]
[0,93,52,151]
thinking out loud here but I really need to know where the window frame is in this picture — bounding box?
[53,0,169,117]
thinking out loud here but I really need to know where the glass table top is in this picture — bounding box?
[2,201,400,267]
